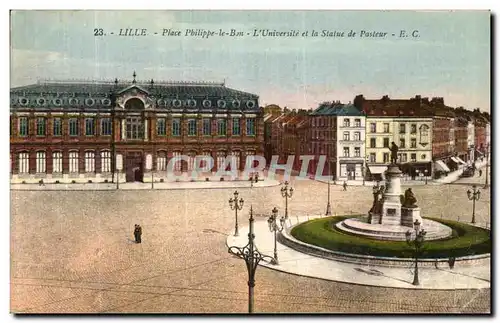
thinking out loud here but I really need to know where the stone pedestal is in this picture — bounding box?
[401,207,423,228]
[380,164,402,226]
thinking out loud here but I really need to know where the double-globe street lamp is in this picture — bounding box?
[267,207,285,265]
[281,181,294,220]
[227,206,274,314]
[405,219,427,286]
[467,185,481,224]
[229,190,244,236]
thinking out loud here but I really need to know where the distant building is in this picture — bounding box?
[10,74,263,183]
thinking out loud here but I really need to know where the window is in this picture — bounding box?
[101,151,111,172]
[156,118,166,136]
[217,151,226,170]
[217,119,227,136]
[101,118,112,136]
[354,147,361,157]
[383,123,390,133]
[383,153,390,163]
[188,119,197,136]
[232,118,241,136]
[172,119,181,136]
[399,124,406,134]
[85,118,95,136]
[203,119,211,136]
[187,151,196,171]
[18,152,29,173]
[370,123,376,133]
[201,151,212,172]
[354,119,361,127]
[369,153,376,163]
[343,132,350,141]
[85,151,95,172]
[69,151,79,173]
[411,138,417,148]
[19,117,29,137]
[400,138,406,148]
[36,118,46,136]
[370,138,376,148]
[343,119,350,127]
[35,152,46,173]
[400,153,407,162]
[231,151,241,170]
[246,118,255,136]
[52,151,62,173]
[343,147,350,157]
[69,119,79,136]
[410,153,417,162]
[383,138,390,148]
[354,132,361,141]
[172,151,181,171]
[53,118,62,136]
[126,116,143,139]
[411,124,417,134]
[157,152,167,171]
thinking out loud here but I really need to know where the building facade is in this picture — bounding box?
[10,76,263,183]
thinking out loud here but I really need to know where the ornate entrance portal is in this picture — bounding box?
[126,152,144,182]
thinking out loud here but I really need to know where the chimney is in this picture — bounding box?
[353,94,365,109]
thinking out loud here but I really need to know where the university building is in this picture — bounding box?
[10,74,263,183]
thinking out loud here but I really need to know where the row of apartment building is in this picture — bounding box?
[264,95,491,181]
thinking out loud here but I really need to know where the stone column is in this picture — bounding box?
[122,119,126,140]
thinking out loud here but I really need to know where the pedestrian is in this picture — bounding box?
[133,224,140,243]
[343,181,347,191]
[137,225,142,243]
[479,169,483,177]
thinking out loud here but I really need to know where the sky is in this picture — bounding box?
[10,10,491,112]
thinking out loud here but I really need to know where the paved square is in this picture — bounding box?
[10,174,491,313]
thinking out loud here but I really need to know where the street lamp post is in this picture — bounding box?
[228,207,274,314]
[484,144,489,189]
[267,207,285,265]
[424,169,428,185]
[362,164,366,186]
[281,181,294,220]
[467,185,481,224]
[326,175,332,215]
[229,190,244,236]
[405,219,427,286]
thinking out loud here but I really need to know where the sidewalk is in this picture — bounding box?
[10,177,281,191]
[226,215,490,290]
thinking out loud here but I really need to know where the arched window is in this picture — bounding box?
[36,151,46,173]
[101,151,111,173]
[18,152,29,174]
[230,151,241,170]
[157,151,167,171]
[85,151,95,173]
[419,124,430,146]
[172,151,182,172]
[200,151,212,172]
[52,151,62,173]
[187,151,196,171]
[69,151,79,173]
[217,151,226,170]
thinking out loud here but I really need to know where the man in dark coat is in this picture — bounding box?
[136,225,142,243]
[134,224,140,243]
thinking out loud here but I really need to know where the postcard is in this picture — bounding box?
[9,10,491,314]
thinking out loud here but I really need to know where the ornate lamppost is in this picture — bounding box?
[281,181,294,220]
[467,185,481,224]
[228,207,274,314]
[229,190,244,236]
[405,219,427,286]
[267,207,285,265]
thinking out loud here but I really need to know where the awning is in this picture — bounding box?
[368,166,388,174]
[434,160,450,172]
[455,157,467,165]
[450,157,460,164]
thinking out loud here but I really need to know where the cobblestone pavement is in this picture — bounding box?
[10,172,491,313]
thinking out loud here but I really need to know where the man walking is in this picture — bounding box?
[343,181,347,191]
[134,224,141,243]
